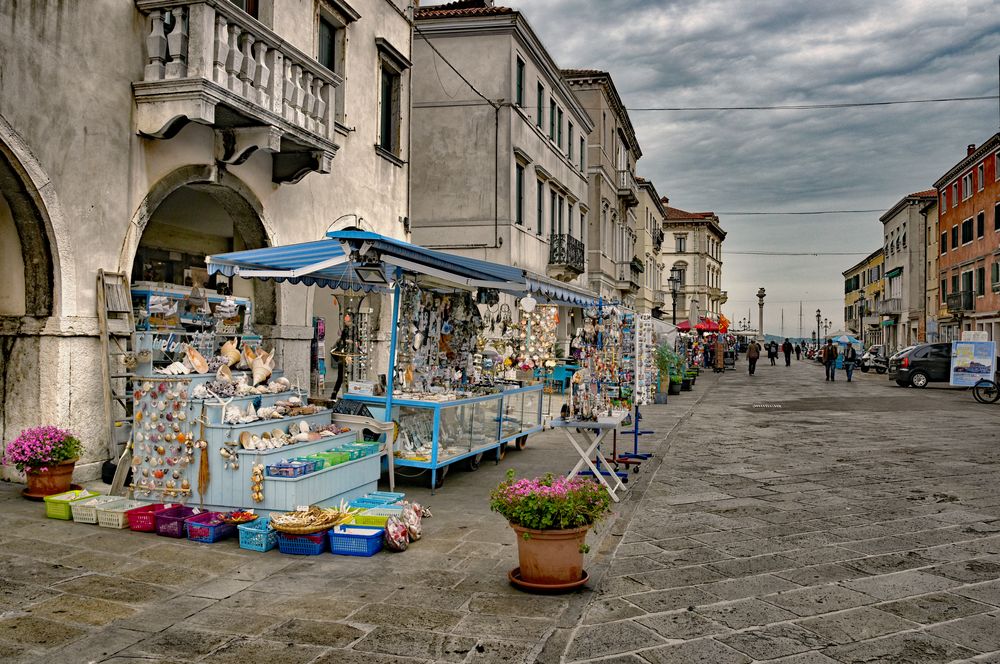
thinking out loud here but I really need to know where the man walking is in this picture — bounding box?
[794,343,802,360]
[768,341,778,366]
[747,338,761,376]
[782,338,793,366]
[843,343,859,382]
[821,339,838,381]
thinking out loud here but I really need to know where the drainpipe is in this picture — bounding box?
[919,201,934,342]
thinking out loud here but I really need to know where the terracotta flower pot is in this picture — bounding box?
[511,524,589,586]
[22,458,78,501]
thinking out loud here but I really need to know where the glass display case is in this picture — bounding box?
[342,384,544,490]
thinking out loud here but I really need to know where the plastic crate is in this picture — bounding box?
[314,451,349,466]
[126,503,171,532]
[69,495,122,524]
[43,489,100,520]
[351,506,404,527]
[266,462,308,478]
[348,497,388,510]
[292,456,325,471]
[238,517,278,552]
[185,512,236,543]
[329,524,384,557]
[277,530,328,555]
[96,499,145,529]
[155,505,198,538]
[367,491,405,503]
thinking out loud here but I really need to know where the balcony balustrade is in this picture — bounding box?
[616,169,639,208]
[134,0,341,183]
[946,290,974,314]
[876,298,902,316]
[547,234,585,280]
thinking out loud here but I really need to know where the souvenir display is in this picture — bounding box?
[130,377,196,501]
[568,304,631,420]
[634,314,656,405]
[515,305,558,372]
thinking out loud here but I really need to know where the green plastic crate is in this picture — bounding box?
[43,489,101,520]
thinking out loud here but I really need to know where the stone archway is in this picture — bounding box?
[121,165,278,327]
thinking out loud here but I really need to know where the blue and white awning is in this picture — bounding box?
[524,273,599,307]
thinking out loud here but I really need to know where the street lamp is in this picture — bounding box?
[668,270,681,324]
[756,287,766,341]
[824,319,831,337]
[815,309,821,347]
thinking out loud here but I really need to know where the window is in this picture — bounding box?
[952,183,958,206]
[228,0,258,18]
[962,173,972,200]
[558,195,565,235]
[941,279,947,302]
[941,190,947,210]
[550,190,556,236]
[579,137,585,171]
[977,212,985,238]
[557,108,563,148]
[536,82,544,128]
[675,235,686,252]
[536,180,544,234]
[568,202,574,236]
[317,4,357,122]
[951,225,958,249]
[376,39,409,157]
[318,17,338,71]
[961,218,973,244]
[579,210,585,241]
[514,164,524,225]
[992,262,999,287]
[902,232,906,248]
[549,99,556,139]
[995,202,1000,231]
[978,164,985,191]
[977,266,986,296]
[941,231,947,254]
[567,123,574,160]
[952,274,959,293]
[515,57,524,106]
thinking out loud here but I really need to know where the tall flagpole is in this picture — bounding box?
[799,301,803,341]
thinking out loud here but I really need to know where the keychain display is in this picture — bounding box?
[130,377,195,502]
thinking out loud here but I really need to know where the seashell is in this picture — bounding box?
[216,364,233,383]
[156,361,189,376]
[181,479,190,490]
[184,345,209,374]
[298,421,310,434]
[251,349,274,386]
[153,469,165,479]
[220,448,232,459]
[220,339,241,367]
[292,432,311,442]
[238,345,257,370]
[305,432,322,442]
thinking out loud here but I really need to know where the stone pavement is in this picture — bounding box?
[563,357,1000,663]
[0,381,699,664]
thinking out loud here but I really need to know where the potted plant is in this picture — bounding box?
[3,426,82,500]
[653,344,675,404]
[491,470,612,591]
[668,372,683,395]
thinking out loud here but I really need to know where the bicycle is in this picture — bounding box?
[972,378,1000,404]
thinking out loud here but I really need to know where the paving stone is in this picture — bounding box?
[823,631,976,663]
[112,594,214,632]
[25,593,134,626]
[582,598,647,624]
[628,565,725,589]
[878,591,994,624]
[838,535,914,555]
[349,603,464,631]
[707,553,798,578]
[200,636,327,664]
[270,618,366,648]
[312,650,430,664]
[694,598,798,630]
[42,627,148,664]
[121,562,214,589]
[353,626,478,662]
[637,609,732,640]
[265,592,365,620]
[700,573,802,600]
[188,578,254,600]
[457,638,537,663]
[0,614,86,648]
[182,606,284,635]
[841,570,961,601]
[616,541,667,557]
[0,577,59,612]
[928,558,1000,583]
[640,637,751,664]
[840,551,936,575]
[119,625,234,659]
[52,574,164,604]
[467,593,569,617]
[452,613,553,642]
[624,586,719,613]
[719,623,826,660]
[607,555,665,576]
[764,584,874,617]
[645,546,731,567]
[925,612,1000,652]
[563,620,665,660]
[796,606,919,645]
[765,652,842,664]
[780,546,865,566]
[775,563,866,586]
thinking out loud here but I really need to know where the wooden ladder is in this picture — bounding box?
[97,270,134,495]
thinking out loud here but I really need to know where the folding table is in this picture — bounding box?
[551,414,628,502]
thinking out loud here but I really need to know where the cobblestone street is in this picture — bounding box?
[2,358,1000,663]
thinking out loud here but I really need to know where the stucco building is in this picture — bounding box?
[878,190,937,352]
[0,0,413,479]
[635,179,666,316]
[934,134,1000,341]
[658,202,726,323]
[562,70,643,309]
[843,249,884,348]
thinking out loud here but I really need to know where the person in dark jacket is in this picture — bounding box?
[821,339,839,381]
[746,339,761,375]
[782,338,793,366]
[768,341,778,366]
[794,343,802,360]
[843,344,859,382]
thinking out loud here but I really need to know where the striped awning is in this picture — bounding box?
[524,273,600,307]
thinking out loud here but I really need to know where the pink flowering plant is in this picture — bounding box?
[490,470,612,531]
[3,426,81,472]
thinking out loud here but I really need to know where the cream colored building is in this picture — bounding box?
[562,70,643,309]
[635,179,666,316]
[659,202,726,322]
[0,0,413,480]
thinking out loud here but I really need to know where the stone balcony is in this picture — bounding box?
[134,0,341,183]
[876,298,902,316]
[617,169,639,208]
[616,259,640,292]
[547,234,585,281]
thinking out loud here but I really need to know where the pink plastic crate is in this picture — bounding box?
[155,505,198,538]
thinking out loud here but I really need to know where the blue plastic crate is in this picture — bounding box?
[348,497,387,509]
[367,491,405,503]
[237,517,277,552]
[329,525,384,557]
[277,530,328,555]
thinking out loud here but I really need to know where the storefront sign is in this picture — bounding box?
[950,340,996,387]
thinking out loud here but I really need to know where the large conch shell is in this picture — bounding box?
[238,345,257,370]
[155,361,189,375]
[220,339,240,367]
[216,364,232,383]
[184,345,209,374]
[251,348,275,386]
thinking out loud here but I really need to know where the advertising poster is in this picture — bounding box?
[950,341,996,387]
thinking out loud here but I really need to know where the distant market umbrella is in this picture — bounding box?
[833,334,862,348]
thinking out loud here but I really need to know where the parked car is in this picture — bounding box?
[859,344,885,373]
[888,343,951,388]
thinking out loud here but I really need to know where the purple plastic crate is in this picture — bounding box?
[155,505,198,538]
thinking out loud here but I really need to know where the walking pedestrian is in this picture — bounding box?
[821,339,838,381]
[843,343,858,382]
[768,341,778,366]
[794,343,802,360]
[747,338,761,375]
[782,338,793,366]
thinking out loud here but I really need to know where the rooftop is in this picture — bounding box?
[415,0,515,19]
[665,205,715,220]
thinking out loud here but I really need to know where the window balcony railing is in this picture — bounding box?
[547,234,585,276]
[616,169,639,208]
[946,290,974,314]
[876,298,902,315]
[134,0,341,183]
[616,261,640,291]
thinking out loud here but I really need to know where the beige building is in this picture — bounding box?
[562,70,643,309]
[659,202,726,323]
[0,0,413,480]
[635,179,667,316]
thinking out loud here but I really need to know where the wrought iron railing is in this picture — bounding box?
[548,234,585,274]
[946,290,974,313]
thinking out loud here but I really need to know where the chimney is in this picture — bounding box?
[660,196,669,205]
[968,144,976,156]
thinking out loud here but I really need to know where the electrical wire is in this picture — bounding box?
[626,94,999,112]
[717,209,886,215]
[725,250,871,256]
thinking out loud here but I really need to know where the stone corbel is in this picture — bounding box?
[272,149,334,184]
[214,126,283,165]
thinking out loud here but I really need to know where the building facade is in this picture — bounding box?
[878,190,936,352]
[926,196,941,342]
[562,70,643,309]
[842,249,885,348]
[659,202,726,323]
[635,179,666,316]
[934,134,1000,342]
[0,0,413,479]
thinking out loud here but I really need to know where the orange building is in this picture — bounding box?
[933,133,1000,341]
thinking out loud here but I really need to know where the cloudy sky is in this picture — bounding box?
[504,0,1000,336]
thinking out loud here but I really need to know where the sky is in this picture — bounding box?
[503,0,1000,336]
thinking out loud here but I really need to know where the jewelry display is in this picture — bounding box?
[129,376,195,502]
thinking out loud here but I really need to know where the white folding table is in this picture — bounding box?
[550,414,628,502]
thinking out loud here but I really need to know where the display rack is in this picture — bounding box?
[131,282,253,334]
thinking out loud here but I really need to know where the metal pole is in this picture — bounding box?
[382,268,403,491]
